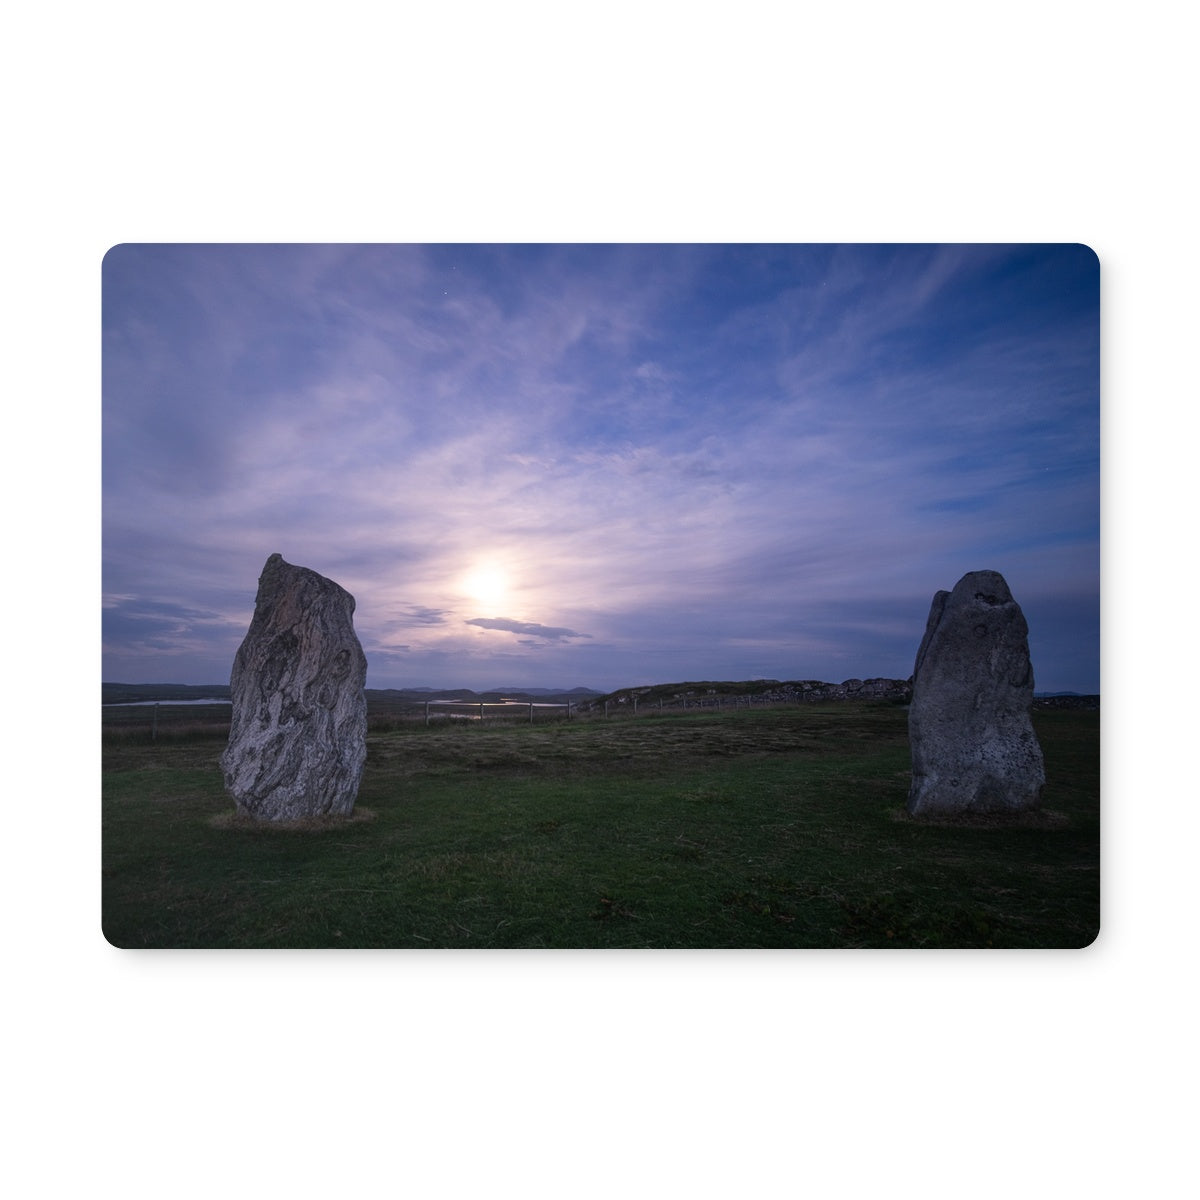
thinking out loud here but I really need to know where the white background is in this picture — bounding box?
[3,3,1186,1196]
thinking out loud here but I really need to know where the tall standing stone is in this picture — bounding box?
[221,554,368,821]
[907,570,1045,817]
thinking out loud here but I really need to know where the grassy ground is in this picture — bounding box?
[101,703,1099,949]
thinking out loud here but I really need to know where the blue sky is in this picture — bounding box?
[102,243,1099,693]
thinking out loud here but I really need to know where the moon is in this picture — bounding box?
[462,563,510,612]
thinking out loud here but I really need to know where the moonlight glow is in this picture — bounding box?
[462,563,510,613]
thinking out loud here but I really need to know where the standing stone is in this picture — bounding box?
[907,570,1045,817]
[221,554,368,821]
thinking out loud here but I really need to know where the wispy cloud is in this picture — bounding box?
[466,618,593,644]
[398,605,452,626]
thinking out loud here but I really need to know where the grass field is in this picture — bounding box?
[101,702,1099,949]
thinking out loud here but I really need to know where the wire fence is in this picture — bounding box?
[416,700,572,726]
[102,701,233,742]
[377,692,806,728]
[102,686,916,742]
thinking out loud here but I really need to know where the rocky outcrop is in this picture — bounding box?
[221,554,368,821]
[753,678,912,704]
[576,677,913,712]
[907,570,1045,817]
[1031,694,1099,710]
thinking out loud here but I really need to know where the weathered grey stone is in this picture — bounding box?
[221,554,368,821]
[907,570,1045,817]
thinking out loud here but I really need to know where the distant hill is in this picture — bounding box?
[103,682,232,704]
[486,686,603,697]
[577,679,1099,712]
[102,682,601,706]
[579,678,912,710]
[103,679,1095,713]
[368,686,601,704]
[1031,693,1100,710]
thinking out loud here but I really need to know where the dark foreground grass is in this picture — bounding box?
[101,704,1099,949]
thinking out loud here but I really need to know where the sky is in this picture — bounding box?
[102,243,1099,694]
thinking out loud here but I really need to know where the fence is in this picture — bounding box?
[419,700,573,726]
[574,693,788,718]
[103,687,907,741]
[102,701,233,741]
[371,694,789,728]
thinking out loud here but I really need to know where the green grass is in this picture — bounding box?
[101,704,1099,948]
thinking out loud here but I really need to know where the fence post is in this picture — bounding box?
[152,702,159,741]
[479,701,485,722]
[425,701,430,727]
[604,701,609,718]
[529,701,535,724]
[633,696,638,716]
